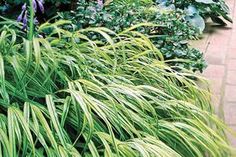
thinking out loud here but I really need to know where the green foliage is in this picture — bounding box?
[0,21,235,156]
[1,0,69,4]
[1,0,232,71]
[59,0,206,72]
[172,0,232,23]
[0,1,234,156]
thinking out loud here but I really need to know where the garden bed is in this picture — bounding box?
[0,0,235,156]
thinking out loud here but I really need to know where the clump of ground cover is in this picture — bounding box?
[58,0,207,72]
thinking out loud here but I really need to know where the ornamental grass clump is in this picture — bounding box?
[0,20,235,156]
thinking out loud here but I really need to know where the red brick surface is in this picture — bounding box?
[192,0,236,148]
[229,37,236,48]
[226,71,236,85]
[224,103,236,125]
[209,78,224,95]
[203,65,225,78]
[228,48,236,59]
[227,59,236,71]
[203,65,225,94]
[225,85,236,102]
[205,52,226,65]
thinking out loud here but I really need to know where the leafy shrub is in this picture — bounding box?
[156,0,232,31]
[0,21,234,156]
[59,0,206,72]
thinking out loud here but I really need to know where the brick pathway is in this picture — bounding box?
[190,0,236,148]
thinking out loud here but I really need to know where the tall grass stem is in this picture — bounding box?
[28,0,34,41]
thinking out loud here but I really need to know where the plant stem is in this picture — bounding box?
[28,0,34,41]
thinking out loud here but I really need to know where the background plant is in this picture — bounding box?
[58,0,206,72]
[1,0,232,72]
[156,0,232,32]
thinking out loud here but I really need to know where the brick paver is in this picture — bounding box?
[203,64,225,78]
[228,48,236,59]
[225,85,236,102]
[191,0,236,148]
[228,59,236,70]
[226,71,236,85]
[224,103,236,125]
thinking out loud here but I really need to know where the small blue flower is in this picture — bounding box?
[37,0,44,13]
[22,3,27,11]
[16,1,45,30]
[33,0,44,13]
[17,12,23,22]
[22,11,28,30]
[17,3,28,30]
[33,0,37,12]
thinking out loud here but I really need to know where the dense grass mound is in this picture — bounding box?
[0,22,234,156]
